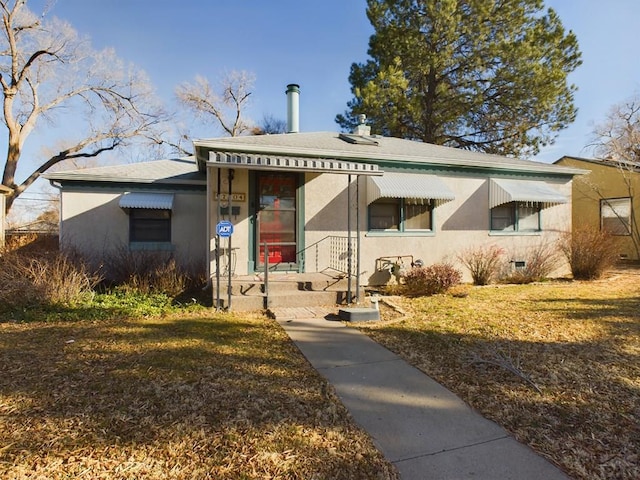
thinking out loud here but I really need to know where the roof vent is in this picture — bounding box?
[286,84,300,133]
[352,114,371,136]
[339,133,378,146]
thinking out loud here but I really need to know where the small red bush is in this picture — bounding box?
[402,263,462,296]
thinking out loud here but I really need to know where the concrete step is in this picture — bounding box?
[268,306,339,320]
[217,288,366,312]
[212,273,364,312]
[266,290,343,308]
[224,278,354,296]
[220,294,265,311]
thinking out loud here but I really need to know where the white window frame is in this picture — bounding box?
[601,197,631,236]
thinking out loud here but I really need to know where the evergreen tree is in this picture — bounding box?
[337,0,582,157]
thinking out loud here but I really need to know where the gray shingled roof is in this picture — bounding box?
[556,155,640,172]
[44,157,205,184]
[194,132,583,176]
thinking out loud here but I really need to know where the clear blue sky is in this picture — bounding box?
[24,0,640,165]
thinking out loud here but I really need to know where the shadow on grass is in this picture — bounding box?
[364,291,639,480]
[0,314,396,479]
[535,296,640,332]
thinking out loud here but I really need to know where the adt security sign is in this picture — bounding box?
[216,220,234,238]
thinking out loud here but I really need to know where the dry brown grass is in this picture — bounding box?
[361,268,640,480]
[0,312,397,479]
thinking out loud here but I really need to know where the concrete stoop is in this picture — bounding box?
[213,273,365,312]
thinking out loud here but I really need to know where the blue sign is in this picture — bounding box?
[216,220,234,237]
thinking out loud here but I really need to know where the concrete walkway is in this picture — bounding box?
[277,316,571,480]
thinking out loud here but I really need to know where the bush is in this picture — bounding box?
[457,244,504,285]
[0,250,101,308]
[103,246,205,297]
[558,225,619,280]
[402,263,462,296]
[501,241,560,284]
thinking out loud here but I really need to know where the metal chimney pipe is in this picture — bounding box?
[286,84,300,133]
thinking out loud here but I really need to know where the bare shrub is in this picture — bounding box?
[457,244,505,285]
[4,233,58,254]
[124,259,189,297]
[104,246,204,297]
[402,263,462,296]
[501,241,561,284]
[0,251,101,308]
[558,225,619,280]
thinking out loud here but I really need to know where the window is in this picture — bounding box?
[601,197,631,235]
[490,202,540,232]
[129,209,171,242]
[369,198,432,232]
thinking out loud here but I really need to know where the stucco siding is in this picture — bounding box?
[207,167,250,277]
[302,172,572,284]
[60,188,207,270]
[557,157,640,260]
[203,166,574,283]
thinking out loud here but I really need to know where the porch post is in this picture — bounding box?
[215,167,221,310]
[356,175,361,303]
[347,174,352,304]
[227,168,234,310]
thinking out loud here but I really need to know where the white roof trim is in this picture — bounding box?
[367,172,455,205]
[489,179,567,209]
[119,192,174,210]
[208,151,382,175]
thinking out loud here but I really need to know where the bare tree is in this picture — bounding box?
[585,93,640,257]
[0,0,167,212]
[590,94,640,164]
[175,70,254,137]
[252,113,287,135]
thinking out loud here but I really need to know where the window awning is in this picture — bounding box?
[119,192,174,210]
[209,151,382,175]
[489,179,567,209]
[367,172,455,205]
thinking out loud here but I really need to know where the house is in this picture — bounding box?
[45,86,584,306]
[0,184,11,246]
[45,157,208,271]
[555,155,640,260]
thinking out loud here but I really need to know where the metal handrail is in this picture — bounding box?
[261,235,358,306]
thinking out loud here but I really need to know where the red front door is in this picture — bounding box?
[256,172,297,268]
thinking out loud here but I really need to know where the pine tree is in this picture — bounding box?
[337,0,582,157]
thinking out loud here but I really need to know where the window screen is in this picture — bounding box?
[601,198,631,235]
[130,209,171,242]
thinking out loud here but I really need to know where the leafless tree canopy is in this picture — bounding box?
[590,94,640,164]
[175,70,255,137]
[0,0,167,211]
[252,113,287,135]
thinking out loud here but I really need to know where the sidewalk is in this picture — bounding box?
[277,315,571,480]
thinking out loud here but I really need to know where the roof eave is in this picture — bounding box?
[194,139,584,177]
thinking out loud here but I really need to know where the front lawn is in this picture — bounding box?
[0,311,397,479]
[361,270,640,480]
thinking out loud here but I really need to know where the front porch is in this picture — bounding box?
[212,271,366,313]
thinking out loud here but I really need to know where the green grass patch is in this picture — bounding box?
[0,288,205,323]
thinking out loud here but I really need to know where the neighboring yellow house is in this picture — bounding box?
[555,155,640,260]
[0,185,12,247]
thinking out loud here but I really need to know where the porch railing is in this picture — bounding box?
[261,235,359,306]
